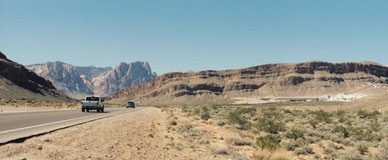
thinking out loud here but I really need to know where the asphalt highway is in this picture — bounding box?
[0,107,138,144]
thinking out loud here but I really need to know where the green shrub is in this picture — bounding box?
[310,110,332,123]
[285,128,304,140]
[294,146,314,155]
[356,143,369,154]
[357,110,380,119]
[374,142,388,160]
[263,108,284,120]
[340,153,363,160]
[283,142,295,151]
[198,106,211,120]
[201,106,209,112]
[290,110,306,118]
[283,109,292,114]
[217,121,226,126]
[333,125,349,138]
[255,118,285,134]
[305,137,316,144]
[211,105,221,110]
[336,110,345,116]
[227,111,251,129]
[308,119,318,129]
[294,148,305,155]
[226,108,258,129]
[327,152,338,159]
[346,126,363,137]
[362,132,381,142]
[346,126,381,141]
[201,112,211,120]
[181,105,188,112]
[256,134,281,150]
[237,107,257,114]
[383,116,388,122]
[338,115,348,123]
[324,148,333,155]
[303,146,314,154]
[328,143,343,150]
[339,139,353,146]
[370,121,381,132]
[194,108,200,115]
[295,137,308,146]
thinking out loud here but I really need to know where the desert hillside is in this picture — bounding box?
[110,61,388,105]
[0,52,70,102]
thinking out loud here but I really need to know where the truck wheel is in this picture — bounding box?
[82,108,85,112]
[101,108,104,113]
[87,109,89,112]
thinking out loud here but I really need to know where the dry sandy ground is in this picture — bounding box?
[0,107,213,160]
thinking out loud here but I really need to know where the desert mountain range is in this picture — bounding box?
[110,61,388,105]
[27,61,157,99]
[0,52,69,101]
[2,50,387,105]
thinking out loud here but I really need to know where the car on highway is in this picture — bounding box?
[126,101,135,108]
[81,96,104,112]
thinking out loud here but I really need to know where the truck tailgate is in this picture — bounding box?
[82,101,98,106]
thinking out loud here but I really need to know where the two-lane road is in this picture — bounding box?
[0,107,139,144]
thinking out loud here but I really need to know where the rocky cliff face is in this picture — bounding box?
[0,52,69,101]
[92,62,157,96]
[110,61,388,105]
[75,66,112,81]
[27,61,156,99]
[28,62,94,99]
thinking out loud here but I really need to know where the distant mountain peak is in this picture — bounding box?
[0,52,69,101]
[92,61,157,96]
[0,51,7,59]
[27,61,157,99]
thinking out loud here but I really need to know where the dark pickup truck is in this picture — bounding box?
[126,102,135,108]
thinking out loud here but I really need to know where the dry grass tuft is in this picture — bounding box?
[252,148,293,160]
[225,137,252,146]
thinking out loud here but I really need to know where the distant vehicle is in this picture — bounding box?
[81,96,104,112]
[126,102,135,108]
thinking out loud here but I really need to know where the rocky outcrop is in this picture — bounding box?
[28,62,94,99]
[0,52,69,101]
[75,66,112,81]
[110,61,388,105]
[92,62,157,96]
[28,61,156,99]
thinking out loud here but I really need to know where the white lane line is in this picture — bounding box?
[0,107,125,115]
[0,109,78,114]
[0,114,108,134]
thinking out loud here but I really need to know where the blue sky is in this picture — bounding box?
[1,0,388,74]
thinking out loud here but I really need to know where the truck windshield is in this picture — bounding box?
[86,97,99,101]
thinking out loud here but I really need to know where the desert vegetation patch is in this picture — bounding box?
[161,103,388,160]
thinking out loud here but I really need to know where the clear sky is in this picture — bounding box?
[1,0,388,74]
